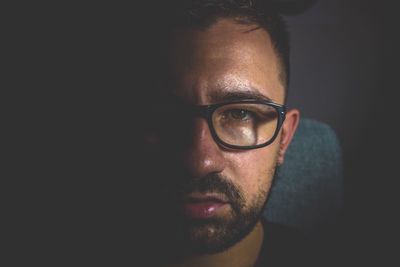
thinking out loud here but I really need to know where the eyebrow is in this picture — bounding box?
[207,87,273,103]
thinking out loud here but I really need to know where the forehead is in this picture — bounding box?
[168,18,285,104]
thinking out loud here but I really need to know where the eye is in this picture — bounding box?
[227,109,252,120]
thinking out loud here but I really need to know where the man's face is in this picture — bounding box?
[146,18,297,254]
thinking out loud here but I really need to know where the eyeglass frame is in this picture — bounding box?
[186,99,287,150]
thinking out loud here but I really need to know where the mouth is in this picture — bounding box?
[181,193,230,219]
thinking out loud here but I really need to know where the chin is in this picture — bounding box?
[183,209,262,254]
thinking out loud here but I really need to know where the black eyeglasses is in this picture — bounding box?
[148,100,286,150]
[187,100,286,149]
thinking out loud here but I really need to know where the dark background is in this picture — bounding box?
[285,0,397,263]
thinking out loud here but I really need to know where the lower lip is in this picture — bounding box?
[182,201,228,219]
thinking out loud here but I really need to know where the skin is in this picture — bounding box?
[157,18,300,267]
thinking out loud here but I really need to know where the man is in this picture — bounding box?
[134,0,320,266]
[6,0,337,265]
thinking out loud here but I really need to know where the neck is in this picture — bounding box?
[168,221,264,267]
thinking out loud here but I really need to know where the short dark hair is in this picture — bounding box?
[163,0,291,96]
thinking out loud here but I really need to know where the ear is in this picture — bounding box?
[277,109,300,165]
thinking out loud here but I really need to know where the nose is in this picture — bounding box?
[183,117,226,177]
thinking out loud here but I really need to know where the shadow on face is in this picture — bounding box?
[137,18,297,259]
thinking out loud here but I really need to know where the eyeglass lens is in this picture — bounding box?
[212,103,279,146]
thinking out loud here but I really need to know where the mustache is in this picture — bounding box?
[176,173,244,207]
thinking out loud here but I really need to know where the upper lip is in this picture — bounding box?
[182,192,229,203]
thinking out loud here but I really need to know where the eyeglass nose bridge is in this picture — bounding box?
[187,105,222,145]
[190,105,214,120]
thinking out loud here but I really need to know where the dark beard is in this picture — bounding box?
[161,173,269,255]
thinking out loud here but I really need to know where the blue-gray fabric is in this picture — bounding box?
[263,118,343,236]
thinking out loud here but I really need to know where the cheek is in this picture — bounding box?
[226,144,280,203]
